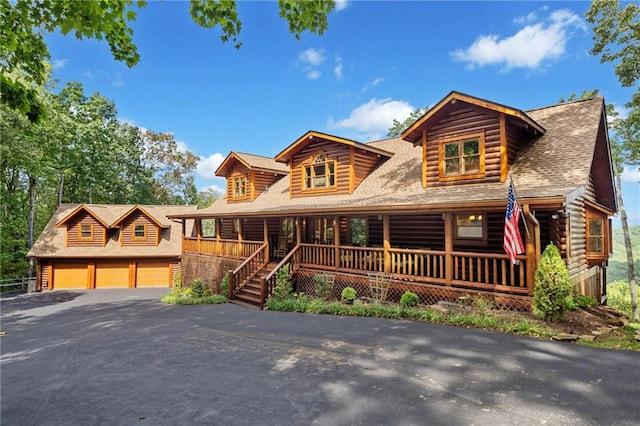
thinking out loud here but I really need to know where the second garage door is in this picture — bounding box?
[95,262,130,288]
[136,261,170,287]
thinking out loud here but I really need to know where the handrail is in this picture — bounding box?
[228,243,268,300]
[260,244,301,307]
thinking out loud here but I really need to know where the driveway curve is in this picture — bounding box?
[1,289,638,425]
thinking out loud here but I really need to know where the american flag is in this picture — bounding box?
[504,181,524,264]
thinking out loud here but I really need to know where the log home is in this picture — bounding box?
[172,91,617,310]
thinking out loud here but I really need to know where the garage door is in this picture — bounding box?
[136,261,170,287]
[95,262,130,288]
[53,263,88,289]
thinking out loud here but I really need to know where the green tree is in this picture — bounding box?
[139,130,200,205]
[1,0,335,121]
[195,187,221,208]
[387,106,429,137]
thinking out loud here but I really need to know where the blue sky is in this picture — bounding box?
[46,1,638,225]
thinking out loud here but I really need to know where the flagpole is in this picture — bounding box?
[509,175,530,238]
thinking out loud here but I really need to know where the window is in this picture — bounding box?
[232,218,241,233]
[233,176,246,198]
[134,223,146,239]
[454,213,487,245]
[304,153,336,190]
[587,218,605,255]
[439,133,485,181]
[79,223,93,240]
[349,217,367,246]
[280,218,294,243]
[201,218,216,238]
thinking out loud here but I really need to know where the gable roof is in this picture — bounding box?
[215,151,289,177]
[29,204,198,259]
[274,130,393,164]
[111,205,171,229]
[55,205,110,228]
[172,96,612,219]
[401,91,545,144]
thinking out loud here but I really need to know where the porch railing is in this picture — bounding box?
[451,251,528,294]
[183,237,263,258]
[295,243,528,294]
[261,245,301,307]
[228,243,268,299]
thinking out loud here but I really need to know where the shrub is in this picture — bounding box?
[314,273,334,300]
[532,244,574,321]
[219,273,229,296]
[341,287,357,304]
[272,264,293,301]
[400,291,419,308]
[191,278,208,298]
[607,280,633,318]
[573,291,597,308]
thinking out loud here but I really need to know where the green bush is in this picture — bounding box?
[607,280,634,318]
[573,291,597,308]
[272,264,293,301]
[532,244,574,321]
[341,287,357,304]
[314,273,333,301]
[190,278,208,298]
[219,273,229,296]
[400,291,419,308]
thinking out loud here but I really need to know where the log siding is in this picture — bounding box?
[120,211,160,246]
[67,212,106,247]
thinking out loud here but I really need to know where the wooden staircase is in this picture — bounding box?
[230,263,276,308]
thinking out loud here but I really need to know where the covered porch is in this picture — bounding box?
[180,199,564,308]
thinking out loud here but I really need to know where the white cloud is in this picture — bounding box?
[175,140,189,153]
[111,73,124,87]
[362,77,384,92]
[513,12,538,25]
[199,181,226,195]
[307,70,321,80]
[613,104,629,120]
[298,48,325,67]
[621,166,640,183]
[196,153,226,180]
[52,59,67,70]
[328,98,414,141]
[335,0,349,11]
[451,9,586,71]
[334,56,343,80]
[297,48,326,80]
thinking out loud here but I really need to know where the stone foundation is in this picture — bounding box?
[181,254,242,293]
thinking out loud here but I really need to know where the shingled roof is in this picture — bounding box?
[28,204,197,258]
[216,151,289,176]
[175,97,609,219]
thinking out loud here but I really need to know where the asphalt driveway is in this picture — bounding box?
[1,289,638,425]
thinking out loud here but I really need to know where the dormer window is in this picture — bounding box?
[304,153,336,191]
[439,132,485,181]
[79,223,93,240]
[233,176,246,198]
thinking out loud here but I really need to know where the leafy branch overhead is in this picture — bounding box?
[0,0,336,121]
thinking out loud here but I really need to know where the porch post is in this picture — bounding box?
[383,214,391,273]
[264,218,269,263]
[215,218,221,255]
[334,216,340,270]
[237,218,244,256]
[523,205,540,295]
[444,213,453,286]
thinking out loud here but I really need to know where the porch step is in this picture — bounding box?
[233,277,263,307]
[229,299,261,309]
[231,263,277,308]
